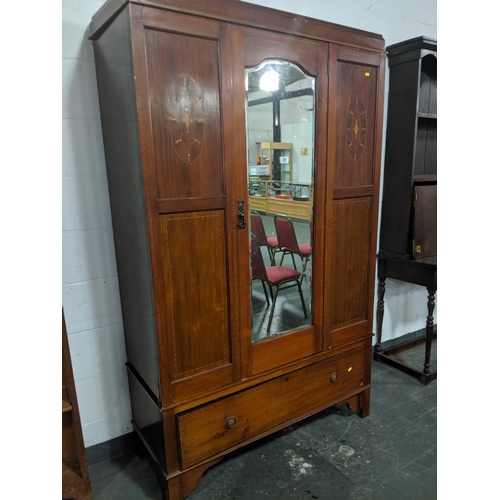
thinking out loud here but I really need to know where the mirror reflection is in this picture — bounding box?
[245,60,315,343]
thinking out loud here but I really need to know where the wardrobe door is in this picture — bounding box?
[324,45,385,348]
[238,27,329,376]
[129,5,242,403]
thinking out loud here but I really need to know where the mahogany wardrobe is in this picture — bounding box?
[89,1,386,498]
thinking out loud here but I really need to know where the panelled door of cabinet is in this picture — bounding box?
[324,45,385,349]
[129,6,242,403]
[237,26,329,376]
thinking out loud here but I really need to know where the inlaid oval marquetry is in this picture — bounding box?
[168,75,205,163]
[346,97,367,161]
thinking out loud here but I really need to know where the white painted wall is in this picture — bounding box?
[62,0,132,447]
[62,0,437,447]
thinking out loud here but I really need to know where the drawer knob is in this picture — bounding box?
[330,372,338,383]
[225,416,237,429]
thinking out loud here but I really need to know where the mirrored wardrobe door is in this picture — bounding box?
[241,27,329,376]
[246,59,314,341]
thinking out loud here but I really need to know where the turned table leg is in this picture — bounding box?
[374,276,386,353]
[423,288,436,375]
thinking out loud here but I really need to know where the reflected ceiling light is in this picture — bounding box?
[259,69,280,91]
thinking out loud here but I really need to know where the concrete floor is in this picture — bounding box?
[87,341,437,500]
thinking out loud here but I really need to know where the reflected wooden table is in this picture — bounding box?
[373,251,437,385]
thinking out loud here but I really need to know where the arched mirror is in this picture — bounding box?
[245,60,315,343]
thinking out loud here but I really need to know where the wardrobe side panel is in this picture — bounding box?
[93,7,161,398]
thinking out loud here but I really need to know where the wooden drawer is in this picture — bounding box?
[177,346,365,468]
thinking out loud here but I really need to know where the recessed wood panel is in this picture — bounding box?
[418,54,437,115]
[412,184,437,259]
[415,118,437,176]
[334,62,377,188]
[145,29,224,200]
[329,198,372,330]
[160,211,230,380]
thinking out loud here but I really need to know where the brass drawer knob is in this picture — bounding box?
[330,372,338,383]
[225,416,237,429]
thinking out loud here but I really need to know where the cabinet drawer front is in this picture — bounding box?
[177,346,365,468]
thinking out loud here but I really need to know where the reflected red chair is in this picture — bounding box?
[250,210,281,265]
[274,215,311,283]
[250,235,307,332]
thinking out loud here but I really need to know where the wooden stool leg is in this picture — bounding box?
[374,277,386,353]
[423,288,436,375]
